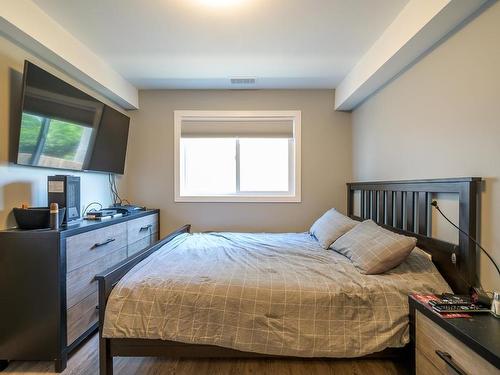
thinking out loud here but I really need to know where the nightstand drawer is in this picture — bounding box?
[416,349,442,375]
[416,311,498,375]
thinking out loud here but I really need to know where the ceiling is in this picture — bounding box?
[33,0,409,90]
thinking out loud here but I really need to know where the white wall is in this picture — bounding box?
[0,0,138,109]
[352,1,500,290]
[124,89,352,235]
[0,35,125,229]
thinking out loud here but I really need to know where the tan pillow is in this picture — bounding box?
[330,220,417,274]
[309,208,358,249]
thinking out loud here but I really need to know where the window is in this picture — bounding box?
[174,111,301,202]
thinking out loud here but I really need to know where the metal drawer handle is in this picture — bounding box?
[435,350,468,375]
[92,238,115,249]
[139,224,152,232]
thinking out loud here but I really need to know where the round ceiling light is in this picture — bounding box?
[197,0,246,6]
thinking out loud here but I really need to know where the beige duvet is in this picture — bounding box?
[103,232,450,357]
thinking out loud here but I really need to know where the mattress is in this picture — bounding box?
[103,231,451,357]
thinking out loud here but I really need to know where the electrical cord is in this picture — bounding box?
[113,175,123,204]
[108,174,115,203]
[112,176,118,204]
[108,173,132,206]
[114,177,121,202]
[108,173,122,205]
[83,202,103,216]
[431,200,500,276]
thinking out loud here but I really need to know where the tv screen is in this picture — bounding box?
[14,61,130,174]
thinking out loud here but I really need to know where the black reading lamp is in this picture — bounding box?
[431,200,500,315]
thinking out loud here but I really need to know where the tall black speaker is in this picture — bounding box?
[47,175,80,224]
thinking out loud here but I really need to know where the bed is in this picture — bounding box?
[96,178,481,375]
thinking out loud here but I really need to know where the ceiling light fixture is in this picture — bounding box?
[197,0,246,7]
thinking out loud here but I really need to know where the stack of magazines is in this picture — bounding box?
[412,293,491,318]
[428,293,491,313]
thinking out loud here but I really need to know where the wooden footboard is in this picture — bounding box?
[95,224,191,375]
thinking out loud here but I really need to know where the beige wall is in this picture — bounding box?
[0,36,123,229]
[352,2,500,290]
[124,90,351,234]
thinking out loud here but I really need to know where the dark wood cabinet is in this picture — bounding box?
[409,295,500,375]
[0,209,159,372]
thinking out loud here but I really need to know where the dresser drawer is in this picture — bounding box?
[67,291,99,346]
[66,247,127,308]
[416,311,498,375]
[127,213,158,246]
[127,233,157,257]
[66,222,127,272]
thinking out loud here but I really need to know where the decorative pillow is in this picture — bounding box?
[330,220,417,274]
[309,208,358,249]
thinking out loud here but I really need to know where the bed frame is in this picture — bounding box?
[347,177,481,293]
[96,177,481,375]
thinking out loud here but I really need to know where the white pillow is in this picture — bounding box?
[331,220,417,274]
[309,208,358,249]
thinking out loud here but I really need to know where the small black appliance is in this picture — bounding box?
[47,175,81,224]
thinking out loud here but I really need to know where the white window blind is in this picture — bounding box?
[174,111,301,202]
[180,118,293,138]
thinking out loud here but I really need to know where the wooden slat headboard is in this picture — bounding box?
[346,178,482,294]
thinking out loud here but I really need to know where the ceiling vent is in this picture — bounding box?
[230,77,256,85]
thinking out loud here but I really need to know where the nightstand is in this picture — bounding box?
[409,295,500,375]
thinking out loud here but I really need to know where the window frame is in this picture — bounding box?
[174,110,301,203]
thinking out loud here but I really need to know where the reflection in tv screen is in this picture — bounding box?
[18,113,94,170]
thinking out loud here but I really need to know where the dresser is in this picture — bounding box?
[409,295,500,375]
[0,209,159,372]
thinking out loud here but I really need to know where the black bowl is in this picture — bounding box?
[13,207,66,230]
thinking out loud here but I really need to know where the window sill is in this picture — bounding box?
[175,195,301,203]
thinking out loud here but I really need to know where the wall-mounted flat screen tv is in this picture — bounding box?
[12,61,130,174]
